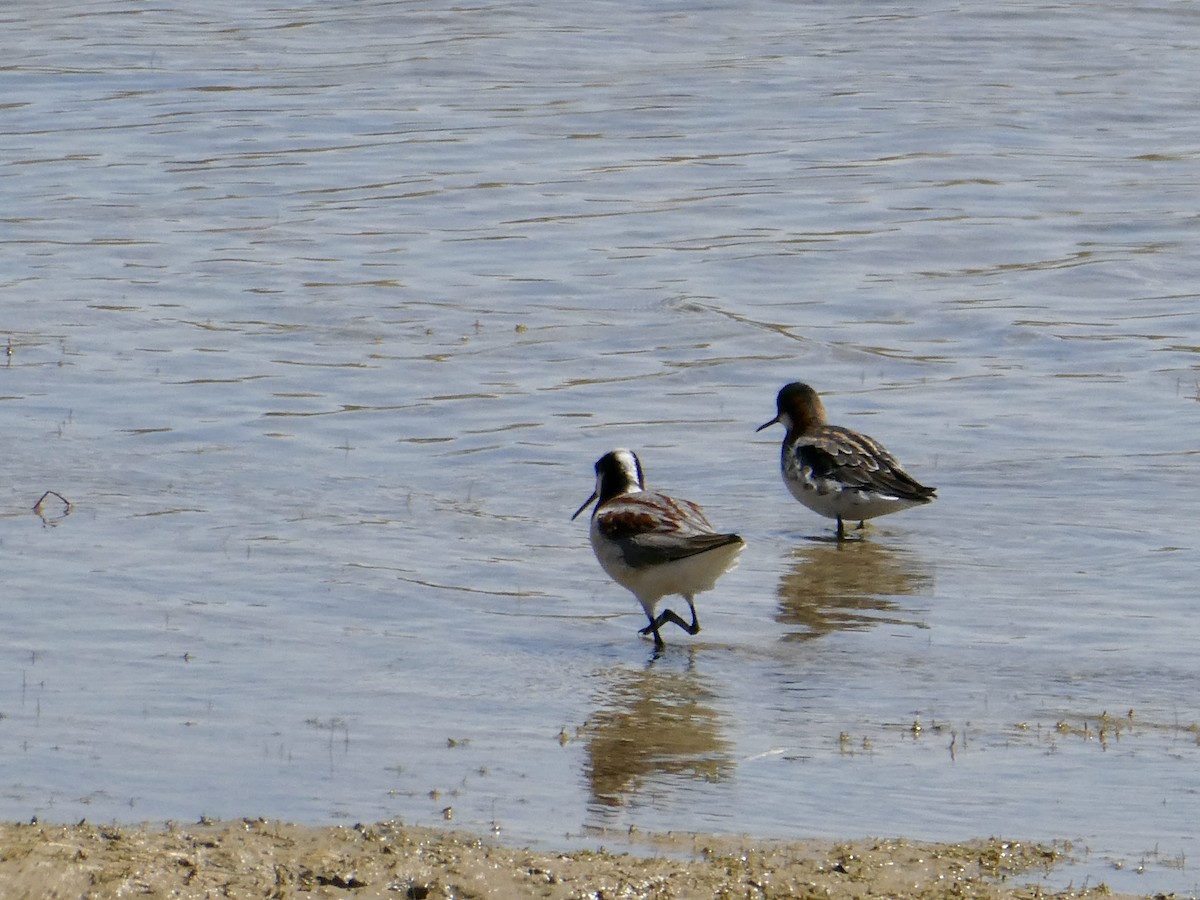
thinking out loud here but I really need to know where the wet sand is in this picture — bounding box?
[0,818,1141,898]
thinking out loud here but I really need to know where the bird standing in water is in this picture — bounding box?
[573,449,745,648]
[757,382,936,539]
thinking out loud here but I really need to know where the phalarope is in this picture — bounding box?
[756,382,936,539]
[573,449,745,648]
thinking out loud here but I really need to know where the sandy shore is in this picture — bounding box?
[0,818,1145,899]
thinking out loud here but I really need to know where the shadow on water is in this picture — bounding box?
[582,650,732,813]
[775,539,933,641]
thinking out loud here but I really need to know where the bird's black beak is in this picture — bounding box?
[571,491,598,521]
[755,415,780,433]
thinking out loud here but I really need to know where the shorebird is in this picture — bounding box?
[573,449,745,648]
[757,382,936,539]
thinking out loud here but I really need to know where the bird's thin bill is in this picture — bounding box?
[571,492,598,520]
[755,416,779,432]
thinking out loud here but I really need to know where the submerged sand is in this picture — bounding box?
[0,818,1144,899]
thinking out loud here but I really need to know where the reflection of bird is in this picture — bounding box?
[584,659,732,808]
[776,540,932,640]
[573,449,744,648]
[757,382,936,539]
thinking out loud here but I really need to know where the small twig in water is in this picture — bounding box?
[33,491,73,525]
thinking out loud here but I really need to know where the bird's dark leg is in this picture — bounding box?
[638,598,701,644]
[653,609,698,635]
[836,516,846,540]
[639,614,666,648]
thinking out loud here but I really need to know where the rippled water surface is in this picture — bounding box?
[4,1,1199,894]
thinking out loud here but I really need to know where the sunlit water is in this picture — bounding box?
[3,0,1199,894]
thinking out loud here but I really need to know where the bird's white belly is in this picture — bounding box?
[590,526,744,613]
[783,465,919,522]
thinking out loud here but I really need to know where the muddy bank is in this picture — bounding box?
[0,818,1145,899]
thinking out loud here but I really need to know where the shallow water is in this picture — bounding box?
[3,0,1199,894]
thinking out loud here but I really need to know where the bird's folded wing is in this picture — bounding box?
[616,531,744,568]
